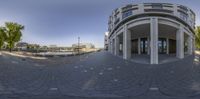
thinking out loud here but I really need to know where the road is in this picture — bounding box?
[0,51,200,99]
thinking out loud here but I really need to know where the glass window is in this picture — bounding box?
[114,18,120,25]
[119,44,123,52]
[152,4,163,9]
[179,11,188,21]
[140,38,148,54]
[122,10,132,19]
[178,5,188,12]
[158,38,167,54]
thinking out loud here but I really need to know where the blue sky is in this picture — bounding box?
[0,0,199,48]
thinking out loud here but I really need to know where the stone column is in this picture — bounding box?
[176,27,184,59]
[150,18,158,64]
[166,38,169,54]
[138,38,141,54]
[123,25,131,59]
[187,35,193,55]
[115,36,119,55]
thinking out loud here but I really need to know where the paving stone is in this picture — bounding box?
[0,51,199,99]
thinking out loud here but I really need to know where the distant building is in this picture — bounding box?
[49,45,57,48]
[16,42,28,50]
[48,45,73,52]
[104,32,109,50]
[72,43,95,49]
[72,43,96,53]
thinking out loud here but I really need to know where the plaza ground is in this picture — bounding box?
[0,51,200,99]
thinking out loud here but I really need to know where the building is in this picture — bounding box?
[72,43,95,49]
[107,3,195,64]
[104,32,109,50]
[15,42,28,50]
[72,43,96,53]
[48,45,73,52]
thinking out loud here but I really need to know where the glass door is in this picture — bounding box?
[131,39,138,54]
[158,38,167,54]
[140,38,148,54]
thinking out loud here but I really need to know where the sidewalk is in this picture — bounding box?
[195,50,200,55]
[1,51,47,60]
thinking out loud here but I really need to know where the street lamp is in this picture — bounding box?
[78,37,80,55]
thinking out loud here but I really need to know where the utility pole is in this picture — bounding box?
[78,37,80,55]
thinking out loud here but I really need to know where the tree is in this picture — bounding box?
[0,27,6,50]
[195,26,200,49]
[3,22,24,52]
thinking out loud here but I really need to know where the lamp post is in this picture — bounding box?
[78,37,80,55]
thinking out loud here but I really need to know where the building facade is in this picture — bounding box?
[107,3,196,64]
[104,32,109,50]
[15,42,28,51]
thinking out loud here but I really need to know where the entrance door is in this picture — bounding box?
[131,39,138,54]
[140,38,148,54]
[169,39,176,54]
[158,38,167,54]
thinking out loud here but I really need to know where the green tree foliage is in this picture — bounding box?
[195,26,200,49]
[0,27,6,49]
[3,22,24,52]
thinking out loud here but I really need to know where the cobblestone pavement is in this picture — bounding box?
[0,51,200,99]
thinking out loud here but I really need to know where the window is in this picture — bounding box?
[152,4,163,9]
[114,18,120,25]
[122,5,132,11]
[178,5,188,12]
[190,13,195,22]
[122,10,132,19]
[179,11,188,21]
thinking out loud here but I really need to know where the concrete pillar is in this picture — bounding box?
[115,36,119,55]
[173,5,178,16]
[138,38,141,54]
[138,4,144,13]
[147,37,150,55]
[187,35,193,55]
[193,37,195,53]
[176,27,184,59]
[150,18,158,64]
[109,41,111,53]
[123,25,131,59]
[166,38,169,54]
[110,41,112,53]
[108,40,111,52]
[111,39,113,54]
[112,39,115,54]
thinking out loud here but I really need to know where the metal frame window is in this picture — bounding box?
[179,11,188,21]
[122,10,132,19]
[152,4,163,9]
